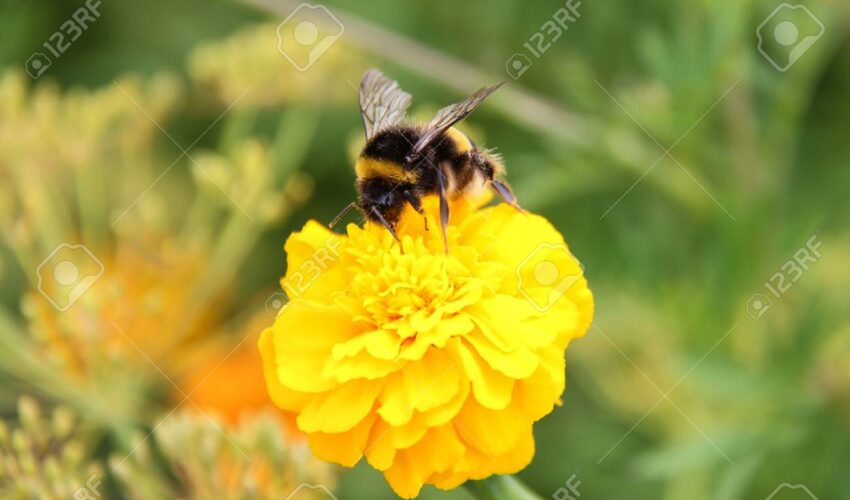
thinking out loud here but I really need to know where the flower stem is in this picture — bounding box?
[463,475,543,500]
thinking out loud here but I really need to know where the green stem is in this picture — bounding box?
[178,211,261,339]
[464,475,543,500]
[271,105,319,183]
[76,162,107,250]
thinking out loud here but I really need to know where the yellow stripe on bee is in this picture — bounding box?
[445,127,473,154]
[355,157,419,183]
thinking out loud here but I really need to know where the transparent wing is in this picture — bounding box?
[410,82,504,157]
[359,69,412,140]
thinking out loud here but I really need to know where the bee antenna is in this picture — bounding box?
[329,201,358,229]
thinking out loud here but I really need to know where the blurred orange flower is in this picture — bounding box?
[181,314,300,435]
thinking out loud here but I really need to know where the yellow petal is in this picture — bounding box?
[307,412,376,467]
[464,331,539,380]
[405,348,462,413]
[454,341,514,410]
[455,396,525,457]
[466,296,529,351]
[364,418,396,471]
[281,221,348,301]
[378,347,464,426]
[258,327,310,412]
[383,424,465,499]
[324,349,398,383]
[561,276,594,345]
[419,373,470,427]
[515,347,565,421]
[398,313,474,361]
[377,373,416,426]
[332,328,400,361]
[490,428,536,475]
[273,301,357,393]
[298,379,382,433]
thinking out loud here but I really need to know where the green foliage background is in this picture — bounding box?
[1,0,849,498]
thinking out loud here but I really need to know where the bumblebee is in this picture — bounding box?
[331,69,522,251]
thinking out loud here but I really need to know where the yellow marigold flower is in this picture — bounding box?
[259,195,593,498]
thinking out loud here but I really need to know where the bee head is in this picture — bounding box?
[359,179,407,231]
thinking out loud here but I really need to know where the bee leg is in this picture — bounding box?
[369,207,401,244]
[329,201,358,229]
[491,180,526,214]
[436,167,450,254]
[402,191,429,231]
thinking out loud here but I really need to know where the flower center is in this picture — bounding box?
[344,236,486,350]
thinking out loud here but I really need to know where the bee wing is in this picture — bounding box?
[410,82,504,158]
[359,69,413,140]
